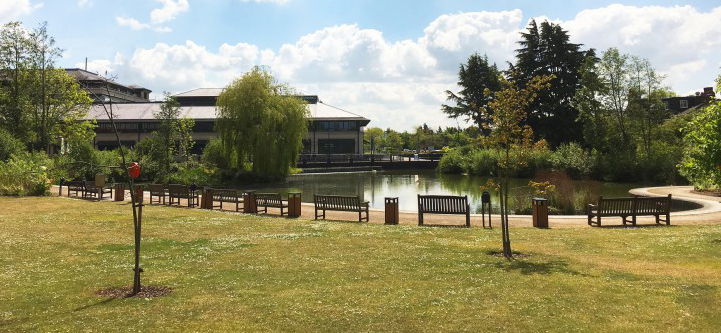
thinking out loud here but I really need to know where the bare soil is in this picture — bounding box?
[96,285,173,298]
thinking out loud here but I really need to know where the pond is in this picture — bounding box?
[252,170,672,215]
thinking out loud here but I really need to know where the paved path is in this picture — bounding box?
[52,185,721,228]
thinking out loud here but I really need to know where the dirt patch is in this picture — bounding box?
[96,285,172,298]
[487,251,531,258]
[692,189,721,197]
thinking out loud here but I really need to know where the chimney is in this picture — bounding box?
[703,87,715,96]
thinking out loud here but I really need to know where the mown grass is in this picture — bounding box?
[1,196,720,332]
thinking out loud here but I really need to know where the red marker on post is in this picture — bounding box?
[129,162,141,178]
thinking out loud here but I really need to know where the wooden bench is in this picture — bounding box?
[587,195,672,226]
[255,193,288,216]
[314,195,369,222]
[83,180,112,200]
[64,180,85,197]
[418,195,470,227]
[209,189,243,211]
[168,184,199,208]
[148,184,167,205]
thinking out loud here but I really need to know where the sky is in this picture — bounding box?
[2,0,721,131]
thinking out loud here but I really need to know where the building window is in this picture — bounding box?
[318,139,355,154]
[313,121,358,132]
[680,100,688,109]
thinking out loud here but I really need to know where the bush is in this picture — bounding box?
[0,152,51,196]
[466,149,499,176]
[0,127,26,162]
[550,143,594,179]
[437,149,467,174]
[168,163,217,185]
[201,137,228,169]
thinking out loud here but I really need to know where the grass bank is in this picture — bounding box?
[1,197,720,331]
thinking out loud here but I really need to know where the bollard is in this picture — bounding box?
[243,191,257,214]
[385,197,399,225]
[532,197,548,228]
[288,192,302,217]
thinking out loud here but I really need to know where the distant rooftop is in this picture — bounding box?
[173,88,224,98]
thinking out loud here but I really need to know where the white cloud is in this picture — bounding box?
[150,0,189,25]
[560,5,721,88]
[95,5,721,130]
[116,0,187,33]
[116,17,151,31]
[77,0,91,8]
[0,0,42,22]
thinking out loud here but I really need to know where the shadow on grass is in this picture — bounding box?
[419,224,469,229]
[73,297,115,311]
[595,224,677,229]
[492,258,582,276]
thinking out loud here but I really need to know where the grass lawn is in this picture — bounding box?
[1,196,721,332]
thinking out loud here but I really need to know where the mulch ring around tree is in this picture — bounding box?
[96,285,172,298]
[486,250,531,258]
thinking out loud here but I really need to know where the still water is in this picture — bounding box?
[254,170,647,215]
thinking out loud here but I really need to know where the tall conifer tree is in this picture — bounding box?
[511,20,592,146]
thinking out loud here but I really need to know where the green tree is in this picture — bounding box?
[511,20,591,146]
[679,76,721,189]
[627,57,670,155]
[0,21,93,153]
[482,72,553,258]
[442,53,501,134]
[364,127,384,154]
[0,21,31,142]
[384,129,403,154]
[216,67,308,179]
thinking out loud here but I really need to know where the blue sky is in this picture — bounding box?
[3,0,721,130]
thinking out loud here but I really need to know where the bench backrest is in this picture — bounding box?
[168,184,189,196]
[598,195,671,215]
[256,193,283,206]
[418,195,469,214]
[634,196,672,214]
[149,184,166,195]
[315,195,362,210]
[210,189,239,202]
[65,181,85,189]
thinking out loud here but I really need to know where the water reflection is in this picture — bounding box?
[254,170,646,215]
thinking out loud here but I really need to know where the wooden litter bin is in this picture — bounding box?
[288,192,302,217]
[243,191,257,214]
[385,197,399,225]
[200,188,211,209]
[132,185,144,203]
[532,197,548,228]
[114,183,125,201]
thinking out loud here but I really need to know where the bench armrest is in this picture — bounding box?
[361,201,369,207]
[586,204,597,214]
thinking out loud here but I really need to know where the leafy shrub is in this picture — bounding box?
[201,137,228,169]
[0,152,51,196]
[437,149,467,174]
[0,128,25,162]
[550,143,594,179]
[466,149,499,176]
[168,163,217,185]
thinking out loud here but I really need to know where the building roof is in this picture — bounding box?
[85,101,370,122]
[174,88,224,97]
[87,103,217,121]
[65,68,151,92]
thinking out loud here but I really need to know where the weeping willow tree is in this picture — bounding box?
[216,67,308,180]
